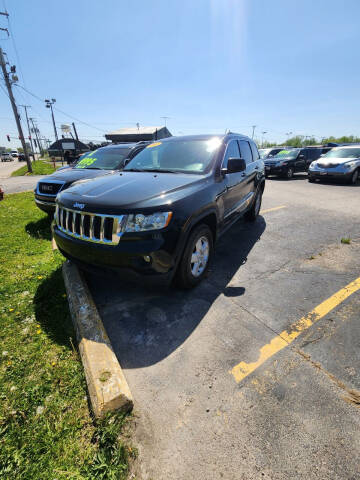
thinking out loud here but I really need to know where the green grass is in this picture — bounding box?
[0,193,135,479]
[341,237,351,245]
[11,161,57,177]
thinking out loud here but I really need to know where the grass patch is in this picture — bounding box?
[341,237,351,245]
[11,161,57,177]
[0,192,134,479]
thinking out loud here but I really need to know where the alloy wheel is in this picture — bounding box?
[190,236,210,277]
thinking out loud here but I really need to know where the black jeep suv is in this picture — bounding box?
[34,143,147,214]
[264,146,328,179]
[53,134,265,288]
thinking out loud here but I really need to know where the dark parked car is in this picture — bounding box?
[308,145,360,184]
[264,146,328,179]
[52,134,265,288]
[34,143,147,214]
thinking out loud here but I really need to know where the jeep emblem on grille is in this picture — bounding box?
[73,202,85,210]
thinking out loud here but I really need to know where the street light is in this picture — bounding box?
[285,131,293,145]
[45,98,58,141]
[261,131,267,147]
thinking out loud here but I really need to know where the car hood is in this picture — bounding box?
[57,171,209,212]
[40,168,114,184]
[317,157,360,165]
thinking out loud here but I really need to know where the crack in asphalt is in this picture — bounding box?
[294,348,360,408]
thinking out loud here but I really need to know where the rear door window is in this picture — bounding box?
[250,142,260,160]
[238,140,253,165]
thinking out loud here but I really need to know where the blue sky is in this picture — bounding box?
[1,0,359,148]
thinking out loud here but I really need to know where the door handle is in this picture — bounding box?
[254,165,259,170]
[241,172,246,177]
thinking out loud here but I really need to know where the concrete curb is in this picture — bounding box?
[62,260,133,417]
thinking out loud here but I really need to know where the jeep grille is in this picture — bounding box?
[55,205,125,245]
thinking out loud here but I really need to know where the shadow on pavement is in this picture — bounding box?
[86,216,266,369]
[267,173,308,181]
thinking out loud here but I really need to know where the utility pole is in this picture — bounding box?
[45,98,58,141]
[251,125,256,140]
[29,117,43,156]
[0,47,32,172]
[19,105,34,158]
[72,122,79,141]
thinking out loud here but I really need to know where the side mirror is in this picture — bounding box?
[123,158,131,166]
[224,157,246,174]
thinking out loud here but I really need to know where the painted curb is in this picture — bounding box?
[62,260,133,417]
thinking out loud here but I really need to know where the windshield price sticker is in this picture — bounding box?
[77,157,97,168]
[146,142,162,148]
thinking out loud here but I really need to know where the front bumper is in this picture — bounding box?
[35,194,56,213]
[308,169,353,181]
[265,164,289,176]
[53,224,178,283]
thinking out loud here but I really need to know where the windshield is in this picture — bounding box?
[123,138,222,174]
[259,149,271,159]
[75,148,132,170]
[273,149,300,159]
[322,147,360,159]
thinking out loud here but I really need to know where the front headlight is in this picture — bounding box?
[125,212,173,232]
[309,161,317,168]
[344,161,357,169]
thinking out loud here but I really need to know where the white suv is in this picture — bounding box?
[1,152,14,162]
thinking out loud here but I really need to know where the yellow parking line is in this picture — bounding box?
[260,205,287,214]
[230,276,360,383]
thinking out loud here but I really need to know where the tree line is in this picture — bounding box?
[260,135,360,148]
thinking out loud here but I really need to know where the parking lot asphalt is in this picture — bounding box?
[87,174,360,480]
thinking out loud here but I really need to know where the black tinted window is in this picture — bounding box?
[310,149,322,160]
[250,142,260,160]
[223,140,241,168]
[239,140,253,164]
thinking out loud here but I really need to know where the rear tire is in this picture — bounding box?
[176,224,213,289]
[245,188,263,222]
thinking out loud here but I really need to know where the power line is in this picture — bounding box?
[14,83,106,133]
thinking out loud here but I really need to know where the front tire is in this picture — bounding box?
[245,188,263,222]
[285,167,294,179]
[176,224,213,289]
[349,169,359,185]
